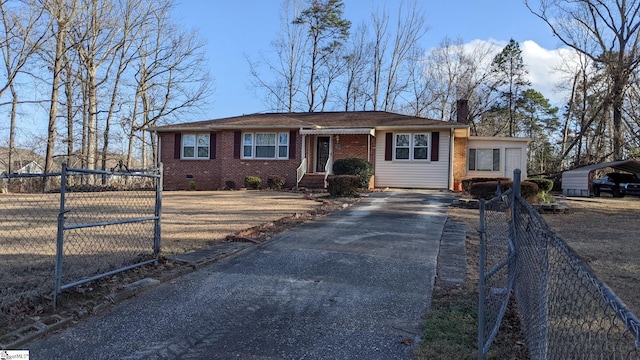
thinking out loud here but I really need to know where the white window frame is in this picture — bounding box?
[394,132,430,161]
[468,148,500,171]
[242,132,289,160]
[182,134,210,159]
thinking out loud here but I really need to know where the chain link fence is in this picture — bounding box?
[1,174,61,311]
[0,164,161,312]
[478,170,640,359]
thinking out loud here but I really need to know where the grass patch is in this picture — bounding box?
[416,285,477,359]
[417,207,529,360]
[417,282,528,360]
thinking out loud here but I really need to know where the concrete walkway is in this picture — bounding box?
[27,190,464,360]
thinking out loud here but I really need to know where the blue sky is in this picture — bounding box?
[172,0,562,121]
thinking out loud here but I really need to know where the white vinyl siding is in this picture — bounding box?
[375,131,450,189]
[466,137,529,180]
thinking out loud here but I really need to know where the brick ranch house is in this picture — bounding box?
[149,102,529,191]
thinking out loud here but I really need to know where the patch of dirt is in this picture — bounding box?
[0,190,362,340]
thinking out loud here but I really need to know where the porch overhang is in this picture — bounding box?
[299,128,375,136]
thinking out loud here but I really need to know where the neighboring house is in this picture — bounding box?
[0,147,45,175]
[11,160,44,174]
[149,102,530,191]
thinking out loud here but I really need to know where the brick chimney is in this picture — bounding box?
[456,99,469,124]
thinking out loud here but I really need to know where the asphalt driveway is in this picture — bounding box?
[28,190,453,359]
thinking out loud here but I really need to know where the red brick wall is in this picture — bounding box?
[332,134,374,165]
[453,136,467,184]
[160,130,303,190]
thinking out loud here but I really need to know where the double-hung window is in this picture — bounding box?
[468,148,500,171]
[242,132,289,159]
[182,134,210,159]
[394,133,429,161]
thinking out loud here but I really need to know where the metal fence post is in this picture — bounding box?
[478,198,486,360]
[512,169,521,198]
[54,163,67,308]
[154,163,163,258]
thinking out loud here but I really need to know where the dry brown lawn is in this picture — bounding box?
[541,195,640,316]
[448,194,640,317]
[160,190,324,254]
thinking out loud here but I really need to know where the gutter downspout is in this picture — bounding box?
[367,134,371,163]
[300,128,306,160]
[154,131,160,168]
[449,128,454,191]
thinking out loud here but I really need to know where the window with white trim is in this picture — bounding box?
[394,133,429,161]
[468,148,500,171]
[242,132,289,159]
[182,134,210,159]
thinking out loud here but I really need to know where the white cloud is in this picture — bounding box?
[457,39,579,106]
[521,40,577,105]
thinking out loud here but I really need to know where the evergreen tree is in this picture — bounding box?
[294,0,351,112]
[489,39,530,136]
[518,89,560,174]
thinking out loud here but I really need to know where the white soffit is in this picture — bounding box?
[299,128,375,136]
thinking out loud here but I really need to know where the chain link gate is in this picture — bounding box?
[54,163,162,306]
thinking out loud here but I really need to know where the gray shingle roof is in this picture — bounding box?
[149,111,468,132]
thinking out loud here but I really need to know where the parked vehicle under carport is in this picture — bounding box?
[592,172,640,197]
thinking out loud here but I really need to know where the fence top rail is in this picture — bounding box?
[1,172,62,179]
[66,166,161,178]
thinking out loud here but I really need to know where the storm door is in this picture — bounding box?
[315,136,330,172]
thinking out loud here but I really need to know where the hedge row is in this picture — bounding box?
[469,180,539,201]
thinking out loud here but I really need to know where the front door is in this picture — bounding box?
[316,136,330,172]
[505,148,521,179]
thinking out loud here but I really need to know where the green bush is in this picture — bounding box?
[244,176,262,189]
[327,175,360,197]
[267,175,286,190]
[332,158,373,189]
[469,181,539,201]
[461,177,509,192]
[526,178,553,193]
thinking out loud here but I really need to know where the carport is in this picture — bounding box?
[562,160,640,197]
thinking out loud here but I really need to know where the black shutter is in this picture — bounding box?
[431,132,439,161]
[385,132,393,161]
[233,131,241,159]
[210,133,216,159]
[174,133,181,159]
[289,130,297,159]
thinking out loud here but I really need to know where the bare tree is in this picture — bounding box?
[127,0,212,167]
[382,0,427,112]
[340,22,371,111]
[70,0,121,170]
[369,5,388,111]
[40,0,78,181]
[0,0,48,174]
[527,0,640,160]
[247,0,307,112]
[419,38,497,133]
